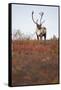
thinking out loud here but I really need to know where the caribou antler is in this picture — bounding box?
[39,12,44,25]
[32,11,38,24]
[32,11,45,27]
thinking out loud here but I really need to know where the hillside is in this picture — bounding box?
[12,40,59,86]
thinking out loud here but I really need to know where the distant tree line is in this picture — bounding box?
[12,29,31,40]
[12,29,58,40]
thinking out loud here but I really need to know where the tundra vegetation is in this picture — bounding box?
[12,30,59,86]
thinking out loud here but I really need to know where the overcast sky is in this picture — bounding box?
[12,4,59,39]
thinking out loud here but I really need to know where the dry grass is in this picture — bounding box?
[12,39,59,86]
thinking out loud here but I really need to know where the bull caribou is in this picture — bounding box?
[32,11,46,40]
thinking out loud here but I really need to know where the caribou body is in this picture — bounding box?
[32,11,46,40]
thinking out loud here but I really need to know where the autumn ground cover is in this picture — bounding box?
[12,39,59,86]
